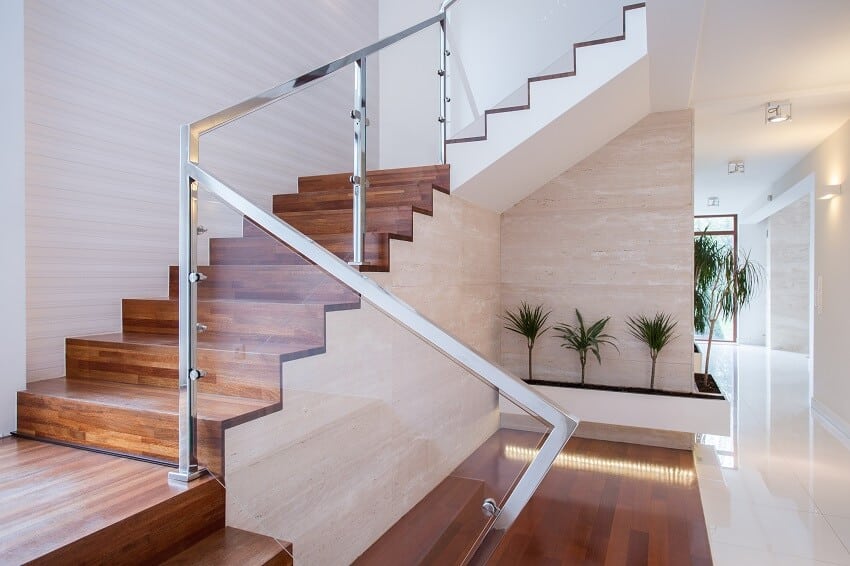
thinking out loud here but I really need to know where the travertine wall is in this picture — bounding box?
[501,110,695,392]
[768,195,811,354]
[226,191,502,564]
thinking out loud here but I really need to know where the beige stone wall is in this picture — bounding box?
[769,195,811,354]
[369,190,502,360]
[226,191,503,565]
[500,110,695,392]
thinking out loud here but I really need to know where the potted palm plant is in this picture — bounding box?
[503,302,551,382]
[553,309,618,384]
[625,312,678,390]
[694,232,763,390]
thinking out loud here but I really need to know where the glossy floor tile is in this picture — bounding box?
[696,344,850,565]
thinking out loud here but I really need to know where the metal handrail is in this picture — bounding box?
[175,4,580,564]
[187,162,579,564]
[189,13,445,138]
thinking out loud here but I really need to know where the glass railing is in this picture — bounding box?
[174,5,578,563]
[191,183,558,563]
[445,0,635,139]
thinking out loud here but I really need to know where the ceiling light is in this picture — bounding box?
[766,101,791,124]
[817,184,842,200]
[728,161,745,175]
[707,196,720,207]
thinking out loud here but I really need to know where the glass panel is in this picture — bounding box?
[446,0,635,138]
[191,175,555,564]
[694,215,734,232]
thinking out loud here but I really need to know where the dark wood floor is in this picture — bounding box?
[488,433,712,566]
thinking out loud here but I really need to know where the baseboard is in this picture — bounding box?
[812,397,850,448]
[500,413,694,450]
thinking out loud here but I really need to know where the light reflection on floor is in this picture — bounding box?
[694,344,850,566]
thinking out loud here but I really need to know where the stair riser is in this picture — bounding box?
[273,183,435,215]
[210,236,308,266]
[167,265,360,305]
[122,299,326,342]
[16,391,228,476]
[66,340,283,401]
[298,165,450,194]
[276,206,413,240]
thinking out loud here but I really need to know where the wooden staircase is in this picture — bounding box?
[13,164,454,563]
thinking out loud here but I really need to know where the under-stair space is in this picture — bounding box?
[446,3,649,212]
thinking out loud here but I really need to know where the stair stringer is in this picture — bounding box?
[448,6,650,212]
[224,302,500,566]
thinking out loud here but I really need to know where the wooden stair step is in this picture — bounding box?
[17,378,277,474]
[65,331,318,401]
[273,182,437,215]
[354,476,487,565]
[168,264,361,305]
[162,527,292,566]
[122,298,326,342]
[298,164,450,194]
[275,205,414,240]
[0,437,226,565]
[210,234,308,266]
[239,222,391,271]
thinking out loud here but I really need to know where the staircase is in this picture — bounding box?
[14,165,462,563]
[446,3,649,212]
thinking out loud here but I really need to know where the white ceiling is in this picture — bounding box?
[648,0,850,217]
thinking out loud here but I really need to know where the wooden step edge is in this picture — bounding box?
[11,460,225,565]
[162,527,293,566]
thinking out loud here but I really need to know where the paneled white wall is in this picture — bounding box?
[25,0,379,381]
[1,0,26,435]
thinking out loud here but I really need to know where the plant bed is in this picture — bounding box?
[501,382,731,437]
[526,378,725,401]
[693,373,722,395]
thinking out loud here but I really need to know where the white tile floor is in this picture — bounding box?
[695,344,850,565]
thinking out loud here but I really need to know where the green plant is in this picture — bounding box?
[694,233,764,382]
[553,309,618,384]
[625,312,679,390]
[503,302,551,381]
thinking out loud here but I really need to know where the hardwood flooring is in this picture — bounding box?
[488,433,712,566]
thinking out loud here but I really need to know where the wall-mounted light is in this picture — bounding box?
[707,196,720,207]
[766,101,792,124]
[728,161,745,175]
[816,184,842,200]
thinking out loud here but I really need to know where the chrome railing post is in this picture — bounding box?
[350,57,368,266]
[169,124,205,483]
[439,14,448,164]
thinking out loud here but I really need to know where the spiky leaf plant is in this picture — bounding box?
[503,302,551,381]
[553,309,618,384]
[625,312,679,389]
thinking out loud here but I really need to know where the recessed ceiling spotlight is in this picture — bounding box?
[766,101,791,124]
[728,161,745,175]
[707,196,720,207]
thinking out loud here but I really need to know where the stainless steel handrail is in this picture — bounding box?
[188,13,445,138]
[187,162,580,565]
[175,4,580,564]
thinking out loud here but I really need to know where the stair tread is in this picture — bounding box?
[298,164,450,194]
[22,378,273,422]
[162,527,292,566]
[354,475,486,564]
[68,331,324,357]
[273,184,435,215]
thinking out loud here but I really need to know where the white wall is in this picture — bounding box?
[25,0,379,382]
[769,119,850,431]
[0,0,26,436]
[737,220,768,346]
